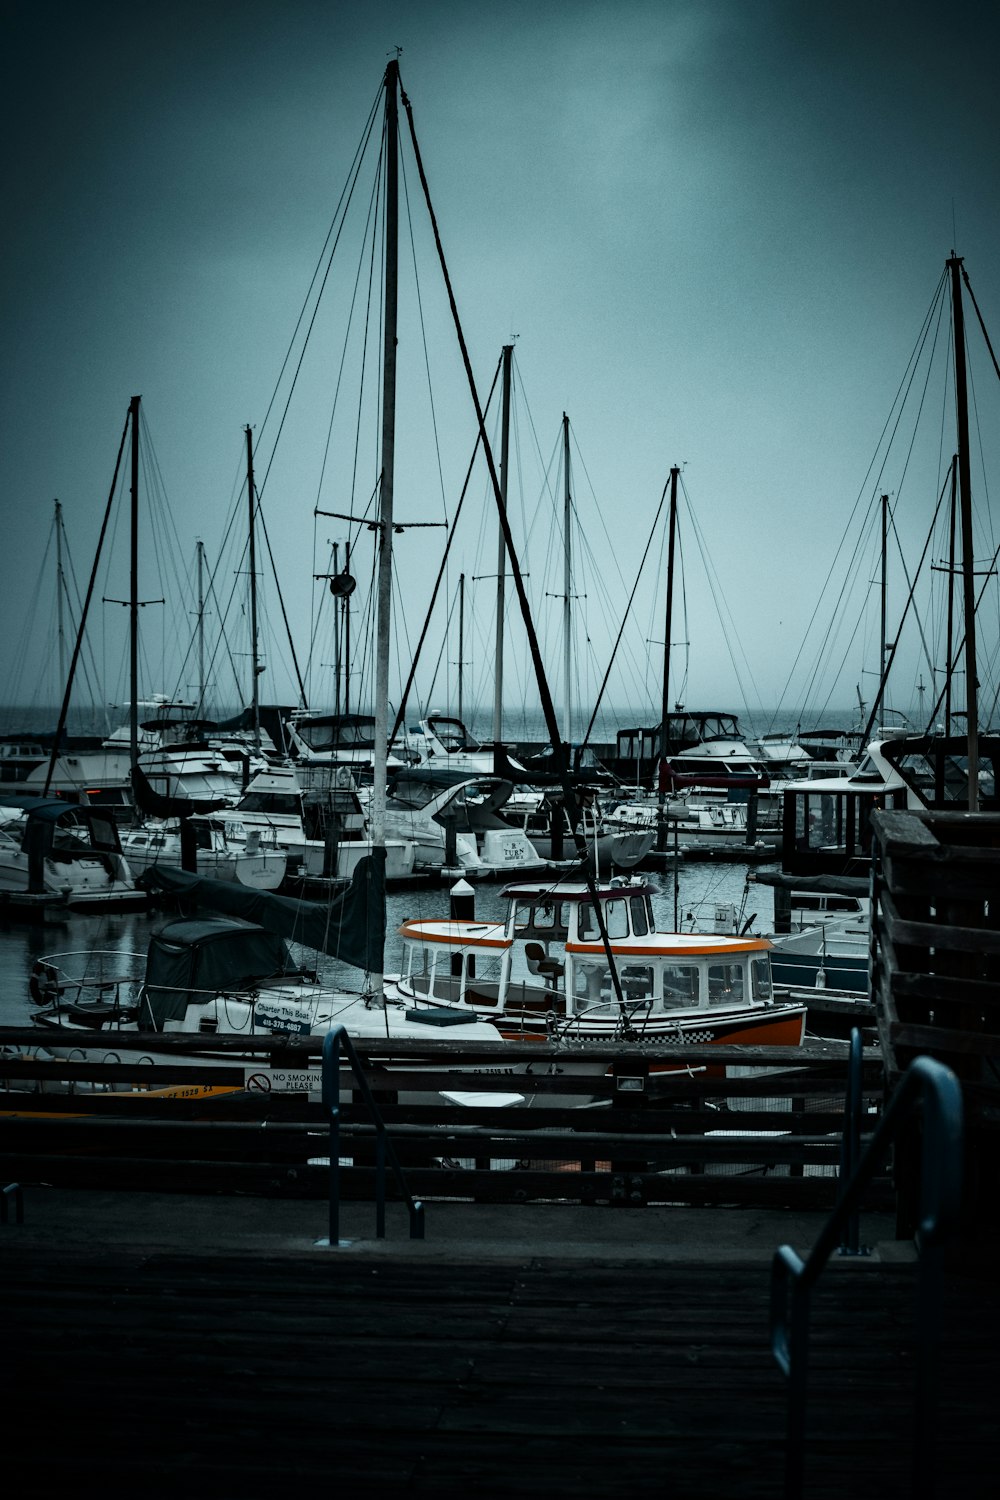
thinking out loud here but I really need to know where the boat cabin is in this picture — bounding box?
[396,876,776,1027]
[780,733,1000,879]
[607,712,744,786]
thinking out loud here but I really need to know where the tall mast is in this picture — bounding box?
[657,466,680,848]
[245,424,261,749]
[332,543,341,718]
[879,493,888,726]
[945,456,957,736]
[492,343,513,744]
[54,499,67,690]
[196,540,206,719]
[659,466,680,764]
[370,57,399,938]
[562,413,572,744]
[948,254,979,810]
[129,394,141,775]
[344,539,352,715]
[457,571,466,726]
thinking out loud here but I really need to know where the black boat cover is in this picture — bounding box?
[137,848,386,971]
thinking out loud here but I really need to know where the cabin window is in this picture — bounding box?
[462,950,504,1009]
[90,814,118,849]
[512,900,570,942]
[573,958,611,1007]
[240,792,300,815]
[620,964,654,1006]
[661,963,700,1008]
[751,957,772,1001]
[629,896,650,937]
[708,963,745,1003]
[530,901,557,931]
[578,899,629,941]
[405,943,435,999]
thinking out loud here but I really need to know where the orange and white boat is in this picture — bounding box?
[388,875,807,1058]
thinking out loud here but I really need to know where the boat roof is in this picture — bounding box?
[399,916,772,957]
[390,766,506,791]
[0,796,91,823]
[568,933,773,957]
[399,918,511,949]
[499,877,656,902]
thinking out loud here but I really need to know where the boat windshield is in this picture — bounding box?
[240,792,300,814]
[578,898,631,941]
[512,900,571,942]
[296,718,376,751]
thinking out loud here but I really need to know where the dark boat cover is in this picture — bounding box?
[137,848,387,971]
[141,918,296,1028]
[130,763,232,819]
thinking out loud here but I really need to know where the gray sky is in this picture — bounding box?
[3,0,999,738]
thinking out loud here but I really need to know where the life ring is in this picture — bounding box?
[29,961,60,1006]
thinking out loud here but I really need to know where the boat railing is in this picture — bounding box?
[31,949,148,1009]
[320,1025,424,1245]
[770,1047,964,1499]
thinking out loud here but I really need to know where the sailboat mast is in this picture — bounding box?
[492,343,513,745]
[196,540,206,719]
[879,493,888,725]
[54,499,67,690]
[371,59,399,881]
[245,425,261,749]
[458,571,465,726]
[332,542,341,718]
[944,456,957,736]
[657,465,679,848]
[344,539,352,715]
[129,395,141,775]
[659,466,680,765]
[948,254,979,810]
[562,413,572,744]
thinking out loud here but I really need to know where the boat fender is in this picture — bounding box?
[29,961,60,1006]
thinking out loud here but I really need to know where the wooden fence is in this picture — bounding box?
[0,1029,893,1210]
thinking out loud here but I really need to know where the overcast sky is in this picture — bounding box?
[3,0,999,739]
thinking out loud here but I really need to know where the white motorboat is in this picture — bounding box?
[0,797,144,912]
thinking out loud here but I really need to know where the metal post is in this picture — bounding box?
[322,1028,343,1246]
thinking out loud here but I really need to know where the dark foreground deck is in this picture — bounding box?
[2,1190,998,1499]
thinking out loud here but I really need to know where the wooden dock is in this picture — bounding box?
[3,1020,999,1495]
[3,1207,998,1499]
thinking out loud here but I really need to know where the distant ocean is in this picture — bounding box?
[0,702,862,743]
[0,702,861,746]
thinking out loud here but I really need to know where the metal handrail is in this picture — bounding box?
[770,1053,963,1500]
[321,1025,425,1245]
[837,1025,866,1255]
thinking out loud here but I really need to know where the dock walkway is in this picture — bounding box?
[3,1188,997,1498]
